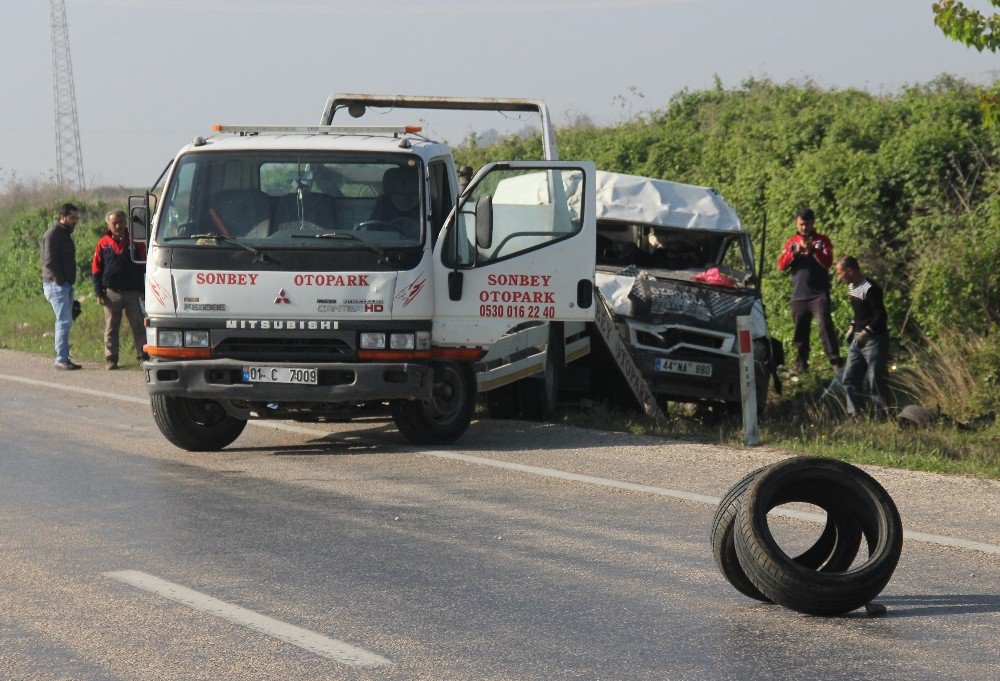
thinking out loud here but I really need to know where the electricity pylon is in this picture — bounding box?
[50,0,85,189]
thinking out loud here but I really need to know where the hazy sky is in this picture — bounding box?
[1,0,997,189]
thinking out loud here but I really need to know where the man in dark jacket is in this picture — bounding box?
[41,203,81,370]
[92,210,147,370]
[836,256,891,418]
[777,207,842,374]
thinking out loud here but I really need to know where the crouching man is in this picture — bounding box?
[835,256,891,418]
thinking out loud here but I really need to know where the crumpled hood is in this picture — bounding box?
[596,269,766,337]
[595,171,742,232]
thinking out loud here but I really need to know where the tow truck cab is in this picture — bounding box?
[133,119,596,450]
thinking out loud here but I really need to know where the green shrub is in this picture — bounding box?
[457,76,1000,346]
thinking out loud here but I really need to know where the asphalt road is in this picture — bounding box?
[2,349,999,680]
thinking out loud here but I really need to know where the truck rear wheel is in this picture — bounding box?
[518,323,563,421]
[151,395,248,451]
[392,361,475,445]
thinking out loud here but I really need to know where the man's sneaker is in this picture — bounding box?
[55,360,82,371]
[105,360,118,371]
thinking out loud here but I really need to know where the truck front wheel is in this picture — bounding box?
[392,361,475,445]
[151,395,248,451]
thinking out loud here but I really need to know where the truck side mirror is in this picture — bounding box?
[475,195,493,249]
[128,195,149,244]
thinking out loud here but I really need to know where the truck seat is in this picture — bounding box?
[272,192,339,232]
[208,189,271,238]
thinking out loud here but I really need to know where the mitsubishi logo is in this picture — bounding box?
[274,289,291,304]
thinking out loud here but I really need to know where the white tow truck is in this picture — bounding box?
[130,95,597,450]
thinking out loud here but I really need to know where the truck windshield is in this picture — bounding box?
[157,151,423,249]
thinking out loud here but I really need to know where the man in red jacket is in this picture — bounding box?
[777,208,842,374]
[92,210,146,370]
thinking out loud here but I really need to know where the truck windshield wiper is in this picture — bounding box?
[291,232,395,263]
[166,233,267,262]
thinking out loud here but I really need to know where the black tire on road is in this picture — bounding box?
[711,464,863,602]
[392,361,475,445]
[711,465,775,601]
[734,456,903,616]
[483,382,521,420]
[151,395,248,451]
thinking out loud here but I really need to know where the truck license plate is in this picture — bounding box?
[654,358,713,377]
[242,366,318,385]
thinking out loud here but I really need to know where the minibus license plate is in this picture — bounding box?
[654,358,712,377]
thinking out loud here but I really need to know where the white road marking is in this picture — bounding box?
[265,428,1000,556]
[5,372,1000,556]
[0,373,149,405]
[187,419,1000,557]
[104,570,392,667]
[415,449,1000,556]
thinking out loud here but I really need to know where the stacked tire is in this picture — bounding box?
[711,457,903,616]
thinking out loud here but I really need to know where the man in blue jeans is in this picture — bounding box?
[41,203,82,370]
[835,256,891,417]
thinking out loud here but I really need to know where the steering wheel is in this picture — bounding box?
[269,221,324,236]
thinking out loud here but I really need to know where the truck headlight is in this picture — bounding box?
[359,332,386,349]
[184,330,210,348]
[158,330,183,347]
[416,331,431,350]
[390,333,415,350]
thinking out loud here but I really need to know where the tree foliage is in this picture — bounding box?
[933,0,1000,52]
[932,1,1000,127]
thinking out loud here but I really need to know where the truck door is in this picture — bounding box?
[432,161,596,345]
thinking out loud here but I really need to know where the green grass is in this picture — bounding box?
[767,419,1000,478]
[0,294,146,370]
[554,367,1000,479]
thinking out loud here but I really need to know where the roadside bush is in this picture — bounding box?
[908,192,1000,337]
[895,329,1000,420]
[897,333,975,418]
[456,76,1000,347]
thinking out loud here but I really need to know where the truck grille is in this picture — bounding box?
[213,337,353,361]
[635,329,725,351]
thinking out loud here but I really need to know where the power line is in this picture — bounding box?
[50,0,85,189]
[71,0,702,14]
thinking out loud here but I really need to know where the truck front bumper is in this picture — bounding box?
[143,358,433,403]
